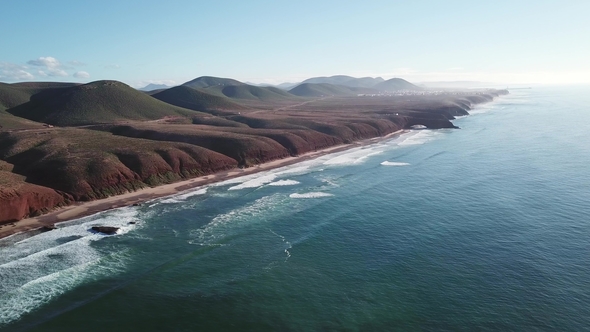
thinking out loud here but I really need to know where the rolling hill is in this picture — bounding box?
[180,76,300,102]
[198,83,299,102]
[152,86,246,112]
[0,82,79,111]
[7,80,206,126]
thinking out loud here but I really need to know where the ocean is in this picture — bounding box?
[1,86,590,331]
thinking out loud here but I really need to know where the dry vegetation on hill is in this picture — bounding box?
[0,76,507,223]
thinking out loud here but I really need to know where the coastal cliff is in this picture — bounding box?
[0,78,507,224]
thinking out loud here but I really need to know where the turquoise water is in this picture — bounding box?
[2,87,590,331]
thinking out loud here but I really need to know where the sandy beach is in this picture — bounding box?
[0,130,407,240]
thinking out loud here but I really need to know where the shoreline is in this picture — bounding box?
[0,129,407,240]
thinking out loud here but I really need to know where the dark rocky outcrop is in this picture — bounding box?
[90,226,119,235]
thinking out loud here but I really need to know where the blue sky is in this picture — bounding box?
[1,0,588,87]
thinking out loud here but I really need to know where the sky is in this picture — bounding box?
[1,0,589,87]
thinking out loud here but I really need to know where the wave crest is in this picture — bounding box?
[289,192,334,199]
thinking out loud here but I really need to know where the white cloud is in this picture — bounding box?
[0,62,34,81]
[26,56,70,77]
[49,69,68,77]
[38,69,68,77]
[27,56,62,69]
[73,71,90,78]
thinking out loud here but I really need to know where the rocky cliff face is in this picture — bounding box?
[0,130,238,221]
[0,170,69,223]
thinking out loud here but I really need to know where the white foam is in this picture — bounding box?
[160,188,208,204]
[268,180,300,186]
[228,174,277,190]
[398,130,439,146]
[222,165,312,191]
[0,208,138,325]
[0,250,130,326]
[274,166,310,176]
[0,260,95,325]
[323,148,383,165]
[380,161,410,166]
[468,103,496,115]
[289,192,334,199]
[190,194,287,244]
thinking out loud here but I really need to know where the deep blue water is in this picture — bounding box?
[1,87,590,331]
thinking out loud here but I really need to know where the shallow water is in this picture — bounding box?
[2,86,590,331]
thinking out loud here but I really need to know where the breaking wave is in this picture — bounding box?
[380,161,410,166]
[398,130,440,146]
[160,188,208,204]
[224,166,311,191]
[228,174,277,190]
[268,180,300,186]
[0,208,137,326]
[323,148,383,166]
[190,194,288,244]
[289,192,334,199]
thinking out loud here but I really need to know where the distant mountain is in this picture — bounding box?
[8,80,204,126]
[139,83,173,91]
[182,76,244,89]
[181,76,299,102]
[275,82,300,90]
[373,78,421,91]
[301,75,385,89]
[152,86,246,111]
[289,83,377,97]
[245,81,300,90]
[297,75,421,92]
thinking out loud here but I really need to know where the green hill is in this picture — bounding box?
[0,83,32,111]
[0,82,78,111]
[199,84,299,102]
[152,86,246,112]
[7,80,206,126]
[373,78,421,91]
[182,76,244,89]
[181,76,299,102]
